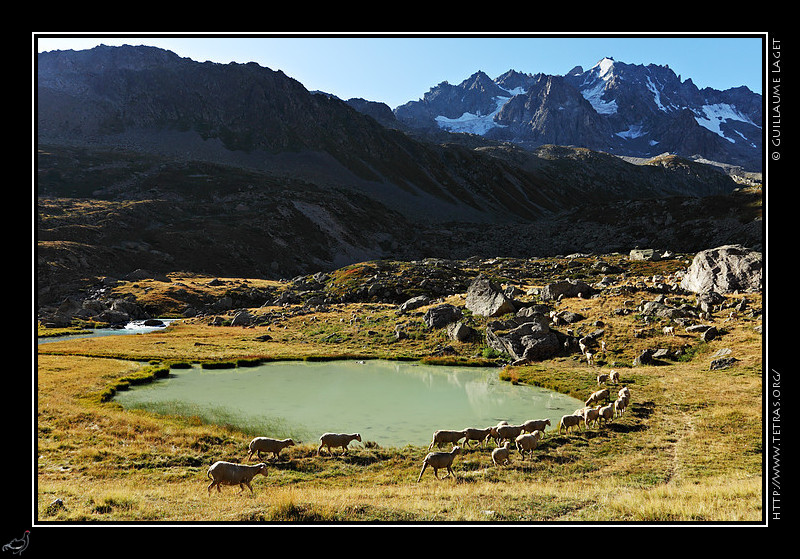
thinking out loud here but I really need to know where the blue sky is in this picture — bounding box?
[35,33,765,109]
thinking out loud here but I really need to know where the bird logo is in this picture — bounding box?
[2,530,29,555]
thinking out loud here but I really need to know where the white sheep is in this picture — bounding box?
[428,429,468,450]
[206,461,269,495]
[597,373,609,386]
[618,386,631,401]
[586,351,595,366]
[558,413,583,434]
[585,388,610,407]
[417,446,461,482]
[663,325,675,336]
[247,437,295,461]
[521,419,551,438]
[614,395,629,417]
[317,432,362,456]
[583,406,601,429]
[463,427,492,448]
[515,431,541,460]
[609,370,620,384]
[495,424,525,445]
[491,441,513,466]
[486,421,510,446]
[597,403,615,428]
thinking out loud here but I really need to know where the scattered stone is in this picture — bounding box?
[701,326,719,342]
[230,310,254,327]
[486,312,560,362]
[541,279,593,301]
[633,349,656,366]
[423,304,462,329]
[397,295,430,314]
[446,322,475,342]
[629,249,660,261]
[710,356,739,370]
[465,276,516,317]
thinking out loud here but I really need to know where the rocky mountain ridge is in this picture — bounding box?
[36,46,762,308]
[394,57,762,173]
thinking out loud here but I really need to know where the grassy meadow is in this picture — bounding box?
[35,257,764,524]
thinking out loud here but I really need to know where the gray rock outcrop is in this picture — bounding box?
[680,244,762,295]
[465,276,516,317]
[541,279,593,301]
[423,304,462,329]
[485,310,560,362]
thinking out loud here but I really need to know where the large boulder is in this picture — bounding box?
[680,244,762,294]
[465,276,516,317]
[485,312,560,362]
[541,279,593,301]
[397,295,430,314]
[423,304,462,329]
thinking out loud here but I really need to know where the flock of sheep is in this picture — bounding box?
[206,432,361,494]
[205,371,632,494]
[417,374,630,482]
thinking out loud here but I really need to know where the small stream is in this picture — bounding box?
[37,319,178,344]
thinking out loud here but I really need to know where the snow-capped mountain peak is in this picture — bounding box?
[592,56,616,78]
[393,58,762,171]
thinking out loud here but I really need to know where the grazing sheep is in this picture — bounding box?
[206,461,269,495]
[597,373,609,386]
[618,386,631,401]
[558,413,583,434]
[614,396,628,417]
[663,325,675,336]
[586,351,595,366]
[609,370,620,384]
[583,406,601,430]
[521,419,551,438]
[247,437,295,461]
[428,429,468,450]
[486,421,510,446]
[597,403,615,428]
[585,388,610,407]
[515,431,541,460]
[495,424,525,445]
[491,442,513,466]
[417,446,461,482]
[463,427,492,448]
[317,432,361,456]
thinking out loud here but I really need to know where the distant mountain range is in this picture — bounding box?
[35,45,762,304]
[392,57,762,172]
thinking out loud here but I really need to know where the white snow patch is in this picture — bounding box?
[616,123,647,140]
[646,76,670,112]
[435,95,510,134]
[580,58,618,115]
[595,57,615,78]
[693,103,760,143]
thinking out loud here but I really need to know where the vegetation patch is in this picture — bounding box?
[36,253,763,523]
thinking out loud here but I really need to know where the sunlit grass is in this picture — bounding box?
[36,266,764,523]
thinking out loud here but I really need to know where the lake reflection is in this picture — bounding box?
[114,360,583,447]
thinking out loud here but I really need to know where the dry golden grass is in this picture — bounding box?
[36,266,764,524]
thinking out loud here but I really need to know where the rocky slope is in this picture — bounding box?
[395,58,762,173]
[35,46,762,309]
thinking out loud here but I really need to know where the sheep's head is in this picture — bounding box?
[354,433,362,442]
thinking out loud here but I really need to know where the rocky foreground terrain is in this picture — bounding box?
[39,244,762,374]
